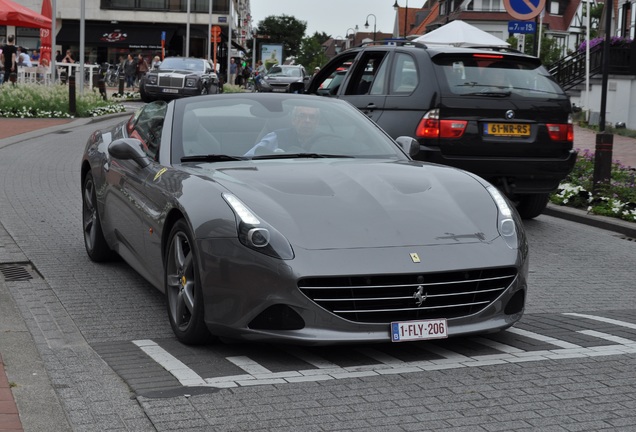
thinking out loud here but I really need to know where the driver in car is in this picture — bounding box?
[244,106,321,156]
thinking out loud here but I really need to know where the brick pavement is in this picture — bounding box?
[0,354,22,432]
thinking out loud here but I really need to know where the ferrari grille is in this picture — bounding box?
[158,76,184,88]
[298,267,517,323]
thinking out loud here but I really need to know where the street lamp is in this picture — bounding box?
[364,14,377,42]
[393,0,409,39]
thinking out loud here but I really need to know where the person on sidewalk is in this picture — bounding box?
[1,35,18,85]
[136,53,149,86]
[124,53,137,90]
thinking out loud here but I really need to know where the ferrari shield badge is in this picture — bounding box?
[410,253,420,263]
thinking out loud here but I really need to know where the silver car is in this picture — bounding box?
[81,93,528,345]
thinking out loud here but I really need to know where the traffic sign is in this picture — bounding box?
[503,0,545,20]
[508,20,536,34]
[211,25,222,37]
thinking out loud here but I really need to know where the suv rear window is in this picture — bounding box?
[433,54,565,98]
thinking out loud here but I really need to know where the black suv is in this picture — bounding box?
[306,42,577,219]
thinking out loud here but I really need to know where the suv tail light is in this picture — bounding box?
[416,109,468,139]
[546,114,574,142]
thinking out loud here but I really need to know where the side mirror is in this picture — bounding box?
[108,138,150,167]
[395,136,420,157]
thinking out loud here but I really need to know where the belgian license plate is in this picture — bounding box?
[391,319,448,342]
[484,123,530,137]
[162,88,179,94]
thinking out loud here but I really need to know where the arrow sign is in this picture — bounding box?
[504,0,545,20]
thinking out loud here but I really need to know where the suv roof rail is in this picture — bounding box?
[358,40,429,49]
[463,45,525,55]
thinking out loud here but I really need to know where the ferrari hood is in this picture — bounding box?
[205,160,501,250]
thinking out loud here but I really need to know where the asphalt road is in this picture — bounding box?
[1,116,635,432]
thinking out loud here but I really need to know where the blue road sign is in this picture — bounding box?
[508,21,536,34]
[504,0,545,20]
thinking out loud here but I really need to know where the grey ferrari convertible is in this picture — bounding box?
[81,93,528,345]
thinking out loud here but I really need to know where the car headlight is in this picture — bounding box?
[486,185,518,249]
[260,79,272,88]
[147,75,157,85]
[185,78,197,87]
[223,193,294,260]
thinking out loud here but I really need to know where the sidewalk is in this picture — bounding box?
[0,111,635,432]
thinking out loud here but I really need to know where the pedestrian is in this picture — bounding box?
[62,49,75,63]
[1,35,18,85]
[241,61,251,88]
[229,57,237,86]
[124,53,137,89]
[151,55,161,69]
[31,50,40,63]
[136,53,149,84]
[55,50,63,63]
[17,47,33,67]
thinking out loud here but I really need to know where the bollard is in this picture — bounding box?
[593,132,613,195]
[68,75,76,116]
[118,75,125,95]
[98,78,107,101]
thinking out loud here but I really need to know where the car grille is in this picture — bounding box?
[158,75,184,88]
[298,267,517,323]
[270,82,290,91]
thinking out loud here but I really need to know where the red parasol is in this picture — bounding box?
[0,0,52,28]
[39,0,52,65]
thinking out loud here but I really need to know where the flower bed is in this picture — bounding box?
[550,149,636,222]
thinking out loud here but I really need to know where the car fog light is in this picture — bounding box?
[248,228,270,248]
[500,219,515,237]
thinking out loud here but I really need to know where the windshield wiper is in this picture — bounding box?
[251,153,354,160]
[181,154,248,162]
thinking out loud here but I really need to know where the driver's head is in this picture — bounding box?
[292,106,320,141]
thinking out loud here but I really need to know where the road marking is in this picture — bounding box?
[132,316,636,389]
[505,327,582,349]
[578,330,636,345]
[564,313,636,330]
[132,340,206,386]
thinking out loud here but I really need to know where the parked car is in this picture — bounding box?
[256,64,308,93]
[306,42,578,219]
[139,57,219,103]
[80,93,528,345]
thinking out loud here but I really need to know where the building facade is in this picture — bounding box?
[2,0,252,68]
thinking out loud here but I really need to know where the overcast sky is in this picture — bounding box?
[249,0,404,38]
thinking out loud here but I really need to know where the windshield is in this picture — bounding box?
[434,55,565,98]
[267,66,302,77]
[172,95,408,164]
[159,58,205,72]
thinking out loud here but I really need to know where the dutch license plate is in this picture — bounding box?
[162,88,179,94]
[391,319,448,342]
[484,123,530,137]
[273,88,287,92]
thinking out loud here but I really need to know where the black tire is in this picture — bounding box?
[82,173,114,262]
[139,85,152,103]
[516,193,550,219]
[165,219,211,344]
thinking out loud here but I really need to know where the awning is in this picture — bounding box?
[57,21,172,49]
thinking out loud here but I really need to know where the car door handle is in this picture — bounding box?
[365,103,377,110]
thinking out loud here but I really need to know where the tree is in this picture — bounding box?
[296,32,331,69]
[254,15,307,61]
[507,29,563,66]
